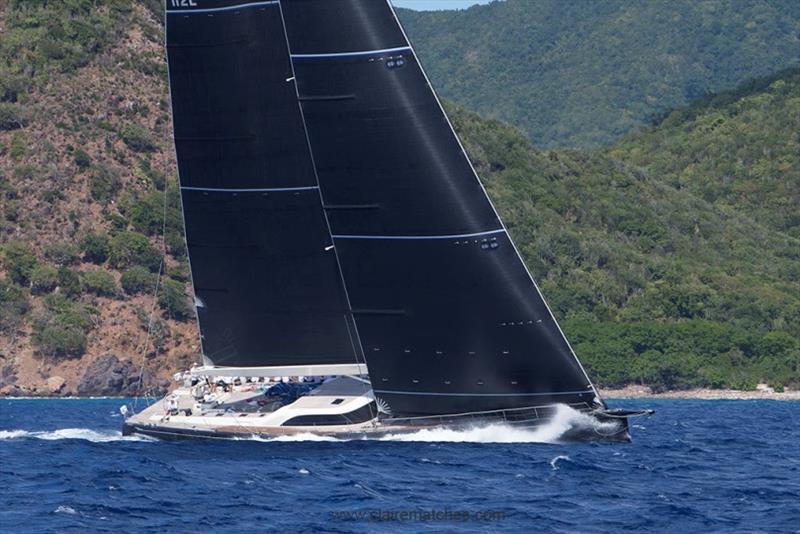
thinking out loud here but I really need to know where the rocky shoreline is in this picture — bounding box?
[0,353,170,398]
[2,379,798,400]
[600,385,800,401]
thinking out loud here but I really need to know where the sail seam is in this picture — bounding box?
[166,1,278,15]
[332,229,505,240]
[373,389,594,397]
[181,186,318,193]
[291,46,411,59]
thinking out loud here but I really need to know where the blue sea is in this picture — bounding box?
[1,398,798,533]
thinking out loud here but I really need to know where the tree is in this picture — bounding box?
[73,148,92,169]
[0,279,29,333]
[32,301,94,358]
[80,231,110,264]
[118,124,156,152]
[121,266,155,295]
[57,267,82,300]
[43,242,80,266]
[30,265,59,295]
[158,278,190,320]
[2,242,37,285]
[89,163,121,202]
[81,269,118,297]
[108,231,161,271]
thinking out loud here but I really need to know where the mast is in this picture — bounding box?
[280,0,601,416]
[165,0,362,368]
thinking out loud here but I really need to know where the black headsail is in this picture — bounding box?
[165,0,362,367]
[279,0,602,416]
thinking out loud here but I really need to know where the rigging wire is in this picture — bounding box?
[132,170,170,414]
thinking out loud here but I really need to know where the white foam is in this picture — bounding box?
[1,396,124,400]
[0,405,620,444]
[378,404,620,443]
[550,455,571,470]
[54,506,77,515]
[0,428,152,442]
[220,404,620,443]
[0,430,30,440]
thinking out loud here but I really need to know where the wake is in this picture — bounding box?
[377,405,619,443]
[0,428,152,442]
[0,405,620,444]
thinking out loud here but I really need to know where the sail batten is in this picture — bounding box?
[180,186,319,193]
[331,229,506,241]
[291,46,412,59]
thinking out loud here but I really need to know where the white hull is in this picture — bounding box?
[124,376,385,438]
[122,376,640,442]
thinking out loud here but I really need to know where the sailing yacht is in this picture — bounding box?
[123,0,650,442]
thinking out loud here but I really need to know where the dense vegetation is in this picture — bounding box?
[610,68,800,239]
[0,1,797,392]
[449,70,799,389]
[0,1,191,365]
[397,0,800,147]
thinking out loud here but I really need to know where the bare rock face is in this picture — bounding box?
[0,365,18,389]
[0,366,20,396]
[0,384,22,396]
[45,376,66,394]
[77,353,168,397]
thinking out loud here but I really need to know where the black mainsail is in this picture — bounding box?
[166,0,362,368]
[165,0,602,417]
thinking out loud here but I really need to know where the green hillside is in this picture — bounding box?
[397,0,800,148]
[0,1,196,395]
[0,0,797,394]
[610,69,800,238]
[448,98,799,391]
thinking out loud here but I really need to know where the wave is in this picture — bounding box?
[377,405,618,443]
[0,428,152,442]
[550,455,571,469]
[0,396,128,400]
[238,432,341,443]
[0,405,618,444]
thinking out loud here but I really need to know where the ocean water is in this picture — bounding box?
[1,398,798,533]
